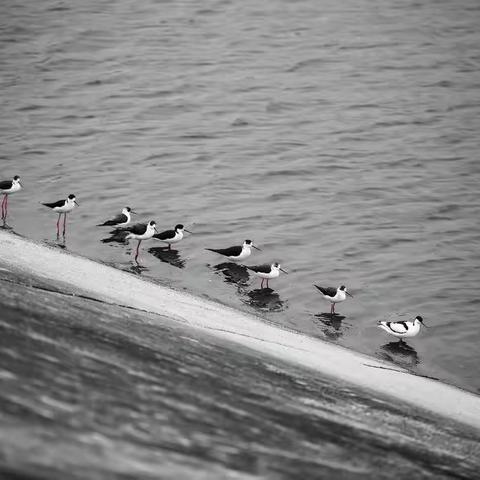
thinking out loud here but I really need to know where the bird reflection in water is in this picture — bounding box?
[149,247,185,269]
[378,341,420,368]
[314,313,346,340]
[212,262,249,286]
[245,288,285,312]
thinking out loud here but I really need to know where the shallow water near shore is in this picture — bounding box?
[1,0,480,397]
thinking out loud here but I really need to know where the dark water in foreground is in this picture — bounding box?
[1,1,480,390]
[0,269,479,479]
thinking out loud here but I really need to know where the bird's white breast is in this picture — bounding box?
[230,246,251,261]
[54,200,76,213]
[6,182,22,194]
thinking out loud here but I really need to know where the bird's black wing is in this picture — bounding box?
[154,229,175,241]
[110,222,145,234]
[206,245,242,257]
[98,213,128,226]
[314,285,337,297]
[42,199,65,209]
[0,180,13,190]
[128,223,148,235]
[246,264,271,274]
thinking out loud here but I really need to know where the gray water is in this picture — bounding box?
[1,0,480,394]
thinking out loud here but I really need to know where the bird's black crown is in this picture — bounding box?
[245,239,252,244]
[13,175,20,180]
[126,207,131,212]
[149,220,156,226]
[416,315,424,323]
[175,224,184,230]
[68,194,76,199]
[339,285,346,290]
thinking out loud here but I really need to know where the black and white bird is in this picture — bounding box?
[245,262,288,289]
[206,239,261,262]
[314,285,353,314]
[153,224,192,250]
[122,220,157,262]
[42,194,79,237]
[378,316,427,342]
[0,175,22,221]
[97,207,136,227]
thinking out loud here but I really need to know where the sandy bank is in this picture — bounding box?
[1,229,479,430]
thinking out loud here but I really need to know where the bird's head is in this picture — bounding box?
[244,239,261,251]
[339,285,353,297]
[415,315,427,327]
[273,262,288,274]
[176,224,192,234]
[68,194,79,206]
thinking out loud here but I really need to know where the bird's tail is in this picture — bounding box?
[205,248,218,253]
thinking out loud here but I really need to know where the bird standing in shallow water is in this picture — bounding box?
[97,207,136,227]
[206,239,261,262]
[122,220,157,263]
[0,175,22,222]
[42,194,79,237]
[378,315,427,343]
[246,262,288,289]
[154,224,192,250]
[314,285,353,314]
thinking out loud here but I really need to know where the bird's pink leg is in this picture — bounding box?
[1,195,5,219]
[63,213,67,236]
[260,278,264,289]
[56,213,61,237]
[4,195,8,219]
[135,240,142,262]
[266,279,269,288]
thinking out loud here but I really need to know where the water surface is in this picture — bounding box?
[1,0,480,391]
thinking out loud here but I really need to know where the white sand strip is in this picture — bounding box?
[1,230,479,430]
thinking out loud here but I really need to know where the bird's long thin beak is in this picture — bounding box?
[421,322,428,328]
[154,226,158,233]
[19,182,23,187]
[184,229,193,234]
[131,210,138,215]
[280,268,288,274]
[346,291,353,298]
[74,201,79,206]
[252,245,261,251]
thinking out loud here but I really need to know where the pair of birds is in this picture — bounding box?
[315,285,426,341]
[98,207,192,262]
[0,175,79,236]
[206,240,287,289]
